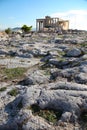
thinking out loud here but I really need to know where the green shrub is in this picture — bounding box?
[21,25,32,33]
[8,88,18,96]
[0,87,7,92]
[5,28,11,34]
[29,104,62,124]
[80,42,87,47]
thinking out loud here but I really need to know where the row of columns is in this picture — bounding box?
[36,20,45,31]
[36,18,61,31]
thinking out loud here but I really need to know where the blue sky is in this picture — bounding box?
[0,0,87,30]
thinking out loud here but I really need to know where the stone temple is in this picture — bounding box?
[36,16,69,32]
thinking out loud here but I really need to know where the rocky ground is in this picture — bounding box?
[0,30,87,130]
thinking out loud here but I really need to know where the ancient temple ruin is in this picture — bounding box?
[36,16,69,32]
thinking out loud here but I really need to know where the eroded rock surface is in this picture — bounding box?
[0,31,87,130]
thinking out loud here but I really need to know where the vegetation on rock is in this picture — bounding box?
[29,104,62,124]
[0,87,7,92]
[21,24,32,33]
[8,88,18,96]
[5,28,12,34]
[1,67,27,81]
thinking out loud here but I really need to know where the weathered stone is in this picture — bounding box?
[67,48,82,57]
[0,49,8,55]
[55,39,63,44]
[60,112,72,122]
[0,31,87,130]
[79,65,87,73]
[75,73,87,84]
[19,70,49,86]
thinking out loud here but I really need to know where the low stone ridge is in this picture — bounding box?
[0,30,87,130]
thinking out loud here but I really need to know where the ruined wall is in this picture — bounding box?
[36,16,69,31]
[62,21,69,30]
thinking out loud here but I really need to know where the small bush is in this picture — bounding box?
[5,28,11,34]
[21,25,32,33]
[80,42,87,47]
[8,88,18,96]
[29,104,62,124]
[0,87,7,92]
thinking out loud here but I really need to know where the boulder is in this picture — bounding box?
[67,48,82,57]
[75,72,87,84]
[19,70,49,86]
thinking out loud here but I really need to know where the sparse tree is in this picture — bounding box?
[5,28,11,34]
[21,25,32,33]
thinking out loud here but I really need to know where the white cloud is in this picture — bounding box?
[51,10,87,30]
